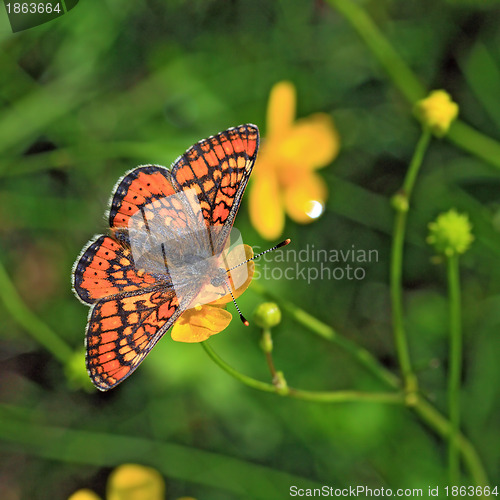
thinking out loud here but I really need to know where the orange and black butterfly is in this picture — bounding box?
[72,124,259,391]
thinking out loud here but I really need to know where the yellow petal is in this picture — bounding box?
[278,113,340,170]
[232,244,255,299]
[171,306,232,343]
[211,244,254,306]
[283,172,327,224]
[67,490,102,500]
[266,81,296,139]
[107,464,165,500]
[249,169,285,240]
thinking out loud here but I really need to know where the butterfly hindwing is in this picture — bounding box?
[86,289,182,390]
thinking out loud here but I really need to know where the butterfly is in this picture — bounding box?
[72,124,259,391]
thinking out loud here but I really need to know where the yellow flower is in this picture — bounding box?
[107,464,165,500]
[249,81,340,240]
[68,464,197,500]
[68,490,102,500]
[414,90,459,137]
[170,244,255,342]
[68,464,165,500]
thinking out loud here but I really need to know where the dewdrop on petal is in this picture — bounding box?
[427,209,474,257]
[414,90,459,138]
[253,302,282,329]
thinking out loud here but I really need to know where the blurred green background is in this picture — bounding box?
[1,0,500,498]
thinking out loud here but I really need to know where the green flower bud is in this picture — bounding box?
[253,302,281,329]
[259,330,273,353]
[391,192,409,213]
[427,209,474,257]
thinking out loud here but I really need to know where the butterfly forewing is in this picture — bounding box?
[171,124,259,253]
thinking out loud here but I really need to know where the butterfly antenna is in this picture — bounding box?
[223,239,291,326]
[223,278,249,326]
[227,238,291,272]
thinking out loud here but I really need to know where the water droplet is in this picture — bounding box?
[306,200,324,219]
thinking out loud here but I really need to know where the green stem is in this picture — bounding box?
[0,259,73,364]
[447,121,500,171]
[250,284,489,486]
[327,0,425,102]
[265,351,278,381]
[327,0,500,171]
[250,281,399,389]
[0,405,326,497]
[447,255,462,485]
[390,129,431,393]
[413,397,488,489]
[402,130,432,195]
[201,342,403,404]
[259,328,278,380]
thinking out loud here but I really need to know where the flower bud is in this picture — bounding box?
[427,209,474,257]
[253,302,281,329]
[391,192,409,213]
[259,330,274,353]
[414,90,459,137]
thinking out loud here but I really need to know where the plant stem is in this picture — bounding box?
[265,352,277,380]
[202,341,489,487]
[327,0,500,171]
[327,0,425,102]
[402,130,432,195]
[447,254,462,485]
[250,281,400,389]
[250,280,489,486]
[0,405,326,497]
[390,129,431,393]
[0,259,74,364]
[201,342,403,404]
[413,397,488,490]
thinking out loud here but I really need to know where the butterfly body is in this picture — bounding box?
[72,124,259,390]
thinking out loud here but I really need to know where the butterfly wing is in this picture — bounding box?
[86,289,183,390]
[74,125,259,390]
[108,165,177,232]
[170,124,259,253]
[73,235,183,390]
[73,235,166,305]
